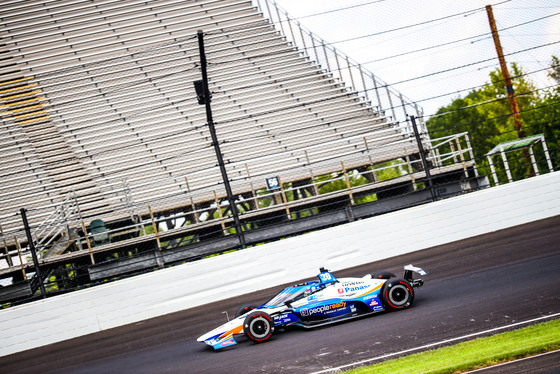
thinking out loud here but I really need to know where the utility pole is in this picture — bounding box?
[196,30,246,249]
[486,5,534,177]
[486,5,525,139]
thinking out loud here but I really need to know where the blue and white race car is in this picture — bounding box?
[197,265,427,349]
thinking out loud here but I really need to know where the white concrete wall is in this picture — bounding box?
[1,172,559,356]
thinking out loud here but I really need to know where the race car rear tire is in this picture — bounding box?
[380,278,414,310]
[244,311,275,343]
[235,304,257,317]
[372,270,396,280]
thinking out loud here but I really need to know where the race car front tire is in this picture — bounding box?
[244,311,275,343]
[380,278,414,310]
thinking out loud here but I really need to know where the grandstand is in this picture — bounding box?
[0,0,478,302]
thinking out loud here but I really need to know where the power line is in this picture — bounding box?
[200,20,557,98]
[360,11,560,65]
[384,40,560,88]
[328,0,512,45]
[292,0,389,21]
[428,84,558,119]
[204,6,560,96]
[325,65,557,119]
[357,68,552,116]
[402,66,558,105]
[426,99,560,135]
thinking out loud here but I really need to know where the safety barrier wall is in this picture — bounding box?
[1,171,559,356]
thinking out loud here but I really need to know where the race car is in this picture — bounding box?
[197,265,427,350]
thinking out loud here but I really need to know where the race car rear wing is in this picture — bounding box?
[403,264,427,287]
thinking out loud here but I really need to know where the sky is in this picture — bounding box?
[270,0,560,117]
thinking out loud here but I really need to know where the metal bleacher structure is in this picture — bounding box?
[0,0,479,303]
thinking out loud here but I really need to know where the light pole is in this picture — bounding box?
[195,30,246,249]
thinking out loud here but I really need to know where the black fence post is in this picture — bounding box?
[196,30,247,249]
[20,208,47,298]
[409,115,436,202]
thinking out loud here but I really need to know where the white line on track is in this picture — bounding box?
[462,349,560,373]
[309,313,560,374]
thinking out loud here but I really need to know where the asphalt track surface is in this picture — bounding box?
[2,216,560,374]
[463,349,560,373]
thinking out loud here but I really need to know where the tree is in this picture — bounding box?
[426,59,559,183]
[548,55,560,84]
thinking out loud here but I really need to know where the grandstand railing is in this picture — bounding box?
[253,0,427,135]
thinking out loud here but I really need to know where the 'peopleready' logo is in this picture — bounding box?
[301,301,346,316]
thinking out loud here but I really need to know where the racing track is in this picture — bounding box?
[2,215,560,373]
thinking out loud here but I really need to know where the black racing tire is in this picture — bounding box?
[235,304,257,317]
[372,270,396,280]
[243,311,275,343]
[380,278,414,310]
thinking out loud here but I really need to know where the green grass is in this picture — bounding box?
[345,318,560,374]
